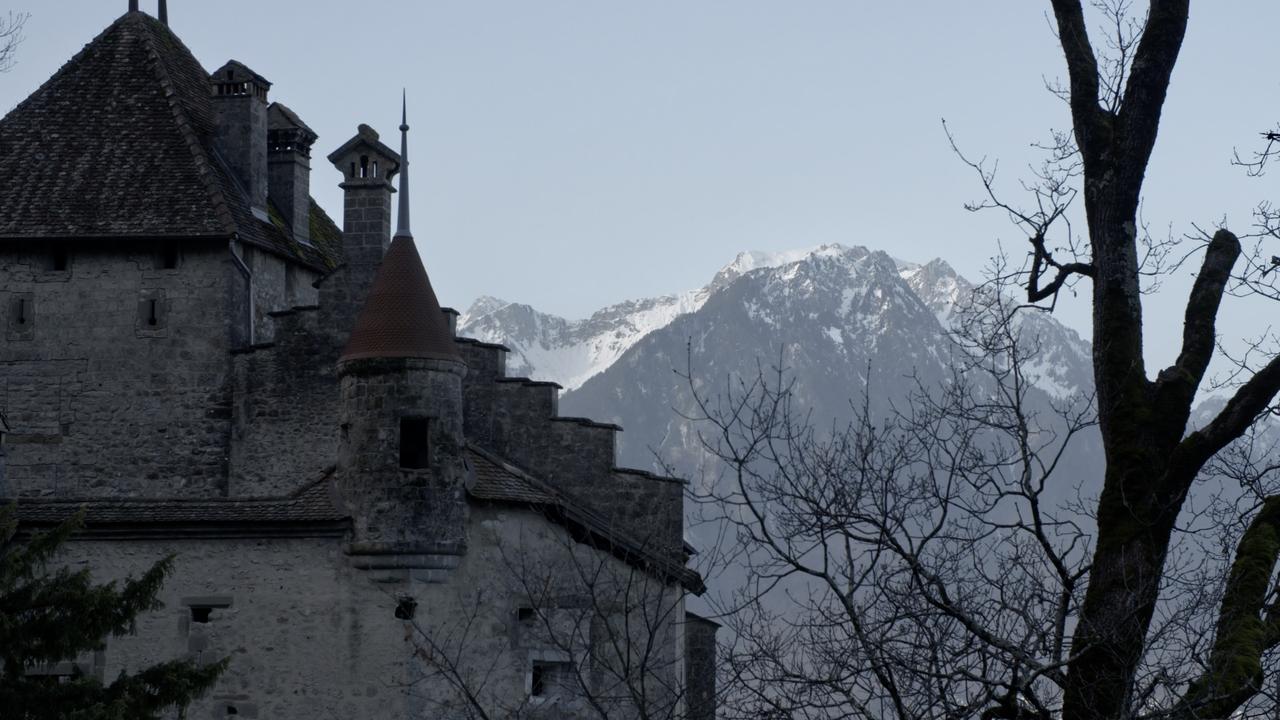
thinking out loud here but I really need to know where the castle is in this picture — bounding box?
[0,4,713,718]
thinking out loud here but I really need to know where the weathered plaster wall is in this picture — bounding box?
[54,505,686,719]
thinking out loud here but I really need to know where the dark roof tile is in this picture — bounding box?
[0,12,340,270]
[340,235,461,363]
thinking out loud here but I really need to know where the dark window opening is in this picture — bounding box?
[49,248,68,272]
[359,155,370,179]
[159,242,179,270]
[517,607,536,623]
[14,298,27,325]
[147,299,159,327]
[225,705,238,716]
[531,664,546,697]
[399,417,430,469]
[190,607,213,624]
[530,661,573,699]
[372,160,379,178]
[394,596,417,620]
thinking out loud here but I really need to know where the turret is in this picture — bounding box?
[336,100,467,560]
[211,61,271,216]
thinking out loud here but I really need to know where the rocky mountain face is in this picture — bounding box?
[459,244,1098,480]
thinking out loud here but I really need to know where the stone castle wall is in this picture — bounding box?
[51,503,686,720]
[1,240,237,497]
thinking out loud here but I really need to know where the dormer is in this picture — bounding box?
[211,60,271,216]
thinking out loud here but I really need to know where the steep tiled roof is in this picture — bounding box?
[468,448,557,504]
[340,235,462,363]
[0,11,339,270]
[465,446,705,593]
[11,473,347,536]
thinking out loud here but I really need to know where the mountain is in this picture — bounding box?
[459,244,1097,475]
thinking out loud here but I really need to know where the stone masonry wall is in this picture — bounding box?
[457,339,686,554]
[338,357,468,554]
[0,240,236,498]
[229,307,340,496]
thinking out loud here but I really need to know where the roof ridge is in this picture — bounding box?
[135,19,237,236]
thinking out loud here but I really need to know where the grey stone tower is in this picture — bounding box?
[323,125,401,337]
[336,102,469,563]
[211,60,271,214]
[267,103,317,245]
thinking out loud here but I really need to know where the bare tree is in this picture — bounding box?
[688,280,1105,719]
[0,12,28,75]
[689,2,1280,719]
[404,517,704,720]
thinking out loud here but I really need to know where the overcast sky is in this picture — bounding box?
[4,1,1279,376]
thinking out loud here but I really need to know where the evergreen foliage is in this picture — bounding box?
[0,503,226,719]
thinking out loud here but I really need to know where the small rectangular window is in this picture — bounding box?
[399,417,430,469]
[48,248,69,272]
[531,664,545,697]
[157,241,179,270]
[530,661,573,698]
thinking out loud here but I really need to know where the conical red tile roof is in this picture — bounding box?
[340,236,461,363]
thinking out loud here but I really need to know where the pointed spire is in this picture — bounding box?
[395,90,412,239]
[339,235,460,363]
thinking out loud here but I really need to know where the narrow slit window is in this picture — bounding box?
[399,417,430,469]
[359,155,369,178]
[15,298,27,325]
[147,299,159,327]
[531,664,545,697]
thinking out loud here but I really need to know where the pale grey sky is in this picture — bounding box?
[5,1,1279,376]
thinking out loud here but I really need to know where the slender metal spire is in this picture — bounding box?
[393,91,412,240]
[158,0,168,25]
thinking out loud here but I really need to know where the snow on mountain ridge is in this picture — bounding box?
[458,244,1092,400]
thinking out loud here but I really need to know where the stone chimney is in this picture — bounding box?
[267,103,317,245]
[211,61,271,216]
[325,125,400,313]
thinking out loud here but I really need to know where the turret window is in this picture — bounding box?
[399,417,431,469]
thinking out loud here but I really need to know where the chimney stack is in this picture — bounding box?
[158,0,168,25]
[267,103,317,245]
[211,61,271,216]
[129,0,139,12]
[321,125,401,336]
